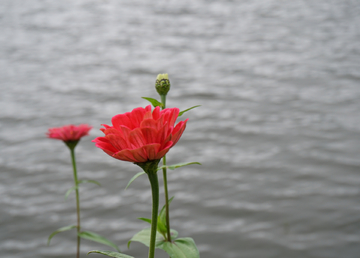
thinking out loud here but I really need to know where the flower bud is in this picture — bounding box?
[155,74,170,96]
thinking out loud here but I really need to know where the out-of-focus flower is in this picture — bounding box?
[93,105,188,163]
[47,124,92,142]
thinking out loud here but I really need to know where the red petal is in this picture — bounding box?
[142,144,161,160]
[141,127,158,144]
[140,118,159,130]
[112,113,132,130]
[168,108,180,126]
[129,128,146,148]
[155,141,173,159]
[129,107,147,128]
[171,119,188,146]
[143,109,153,120]
[145,105,152,112]
[157,122,170,143]
[101,124,112,129]
[119,125,131,139]
[105,134,130,150]
[113,149,137,162]
[103,128,122,136]
[152,106,161,120]
[92,137,118,154]
[127,147,148,162]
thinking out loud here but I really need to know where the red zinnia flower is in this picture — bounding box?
[93,105,188,163]
[47,124,92,142]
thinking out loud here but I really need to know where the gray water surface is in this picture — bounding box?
[1,0,360,257]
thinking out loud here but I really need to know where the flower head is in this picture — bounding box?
[155,73,170,96]
[93,105,188,163]
[47,124,92,142]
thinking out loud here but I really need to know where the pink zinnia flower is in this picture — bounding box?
[47,124,92,142]
[93,105,188,163]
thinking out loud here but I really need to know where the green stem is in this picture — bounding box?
[147,172,159,258]
[160,94,171,242]
[161,95,166,109]
[70,147,81,258]
[162,157,171,242]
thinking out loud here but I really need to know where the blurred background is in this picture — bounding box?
[1,0,360,257]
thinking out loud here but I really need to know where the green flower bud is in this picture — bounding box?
[155,73,170,96]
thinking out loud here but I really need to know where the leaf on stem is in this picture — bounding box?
[157,197,175,235]
[47,225,77,245]
[138,217,152,224]
[158,162,201,171]
[87,250,134,258]
[78,179,101,186]
[125,171,146,189]
[127,228,178,249]
[142,97,164,108]
[78,231,120,252]
[178,105,201,117]
[162,237,200,258]
[64,186,78,200]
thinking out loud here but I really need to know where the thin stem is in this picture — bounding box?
[162,157,171,242]
[147,172,159,258]
[70,148,81,258]
[161,95,166,109]
[160,94,172,242]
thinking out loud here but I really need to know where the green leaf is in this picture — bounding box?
[162,237,200,258]
[87,250,134,258]
[78,179,101,186]
[157,197,175,235]
[65,186,78,200]
[178,105,201,117]
[127,228,178,249]
[138,217,152,224]
[125,171,146,189]
[47,225,77,245]
[142,97,164,108]
[158,162,201,171]
[78,231,120,252]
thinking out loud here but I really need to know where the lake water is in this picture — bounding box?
[1,0,360,257]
